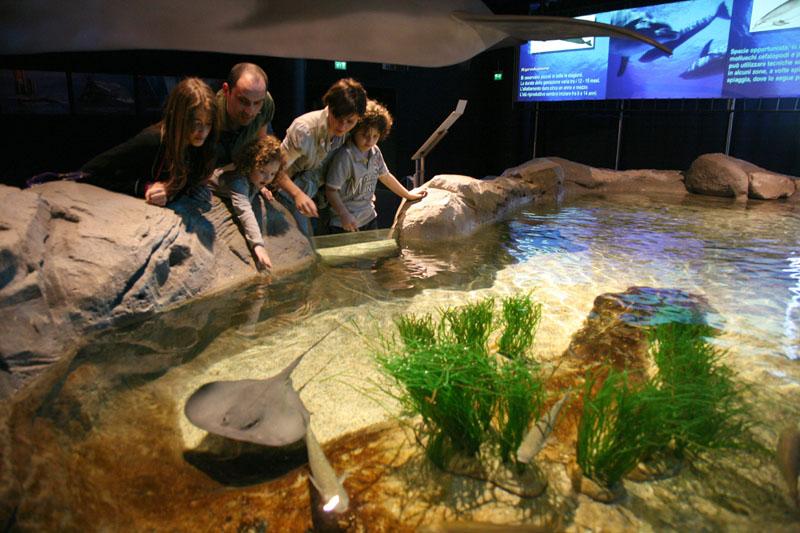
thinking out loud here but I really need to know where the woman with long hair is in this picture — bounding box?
[80,77,218,205]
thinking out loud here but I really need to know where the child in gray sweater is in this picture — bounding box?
[325,100,425,233]
[209,135,285,271]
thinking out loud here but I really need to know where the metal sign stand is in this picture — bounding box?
[411,99,468,187]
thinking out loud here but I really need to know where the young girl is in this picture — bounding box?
[208,135,285,271]
[80,77,217,205]
[325,99,425,233]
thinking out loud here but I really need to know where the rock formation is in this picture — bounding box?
[547,156,687,198]
[392,153,797,244]
[685,153,797,201]
[393,158,563,242]
[0,181,314,397]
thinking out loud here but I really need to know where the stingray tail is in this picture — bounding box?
[279,323,341,381]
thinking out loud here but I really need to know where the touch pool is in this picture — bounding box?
[4,192,800,531]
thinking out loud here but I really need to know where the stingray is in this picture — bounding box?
[0,0,670,67]
[184,325,337,446]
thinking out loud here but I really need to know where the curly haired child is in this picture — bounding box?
[209,135,285,270]
[325,99,425,233]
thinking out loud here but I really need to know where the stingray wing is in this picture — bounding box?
[0,0,499,67]
[452,12,673,55]
[1,1,668,67]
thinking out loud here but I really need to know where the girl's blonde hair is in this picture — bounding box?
[159,77,217,197]
[234,135,286,178]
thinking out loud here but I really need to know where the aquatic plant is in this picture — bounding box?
[576,322,754,488]
[497,293,542,360]
[378,295,546,468]
[440,298,494,353]
[495,357,545,463]
[378,341,497,467]
[576,369,658,488]
[395,312,437,350]
[647,322,751,457]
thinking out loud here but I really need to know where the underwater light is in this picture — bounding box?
[323,495,340,512]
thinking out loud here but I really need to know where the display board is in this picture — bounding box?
[517,0,800,101]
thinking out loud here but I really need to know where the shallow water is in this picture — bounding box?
[7,192,800,531]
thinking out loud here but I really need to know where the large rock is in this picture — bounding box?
[0,182,314,396]
[546,156,687,198]
[685,153,797,200]
[749,170,797,200]
[393,159,563,242]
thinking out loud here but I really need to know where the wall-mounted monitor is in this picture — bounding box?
[516,0,800,101]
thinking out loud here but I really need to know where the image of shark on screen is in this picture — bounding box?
[516,0,800,101]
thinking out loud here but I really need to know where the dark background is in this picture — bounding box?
[2,0,798,227]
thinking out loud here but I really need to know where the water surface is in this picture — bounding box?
[10,192,800,531]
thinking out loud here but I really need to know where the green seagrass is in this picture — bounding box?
[378,294,545,468]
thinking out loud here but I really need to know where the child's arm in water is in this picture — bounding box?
[228,176,272,270]
[252,244,272,271]
[378,172,427,202]
[325,186,359,232]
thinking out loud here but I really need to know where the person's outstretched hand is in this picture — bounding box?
[294,191,319,217]
[406,189,427,202]
[341,212,359,232]
[254,245,272,271]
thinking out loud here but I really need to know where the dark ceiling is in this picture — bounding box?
[483,0,683,16]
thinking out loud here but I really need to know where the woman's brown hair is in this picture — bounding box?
[323,78,367,119]
[159,77,218,197]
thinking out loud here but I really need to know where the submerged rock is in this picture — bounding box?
[685,153,797,201]
[0,181,314,397]
[625,454,684,482]
[563,286,719,382]
[444,450,548,498]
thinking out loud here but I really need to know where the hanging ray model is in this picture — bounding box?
[0,0,670,68]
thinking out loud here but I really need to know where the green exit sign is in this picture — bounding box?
[334,61,347,70]
[493,71,503,81]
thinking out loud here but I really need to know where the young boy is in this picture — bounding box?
[325,100,425,233]
[209,135,285,271]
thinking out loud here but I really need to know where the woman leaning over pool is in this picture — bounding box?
[80,77,218,206]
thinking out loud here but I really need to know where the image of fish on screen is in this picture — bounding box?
[749,0,800,32]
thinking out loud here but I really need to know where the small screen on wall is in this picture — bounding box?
[516,0,800,101]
